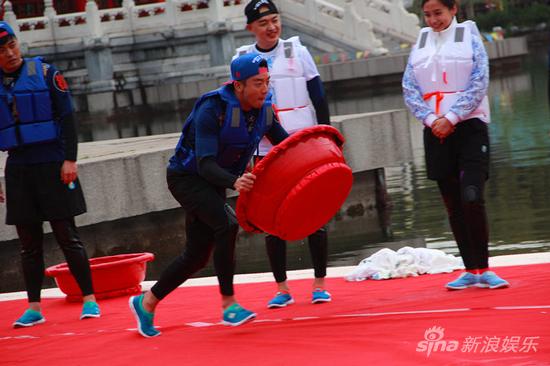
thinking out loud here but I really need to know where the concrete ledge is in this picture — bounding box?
[0,110,412,241]
[0,134,179,242]
[485,36,529,59]
[332,109,413,173]
[318,37,526,84]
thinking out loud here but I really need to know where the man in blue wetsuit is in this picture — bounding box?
[129,53,288,337]
[0,22,100,327]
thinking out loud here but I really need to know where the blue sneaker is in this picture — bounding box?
[312,289,332,304]
[267,292,294,308]
[478,271,510,289]
[446,272,479,290]
[129,294,160,337]
[80,301,101,319]
[13,309,45,328]
[222,303,256,326]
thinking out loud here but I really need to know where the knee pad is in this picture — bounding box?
[227,219,239,235]
[224,204,239,236]
[224,204,238,226]
[463,185,481,203]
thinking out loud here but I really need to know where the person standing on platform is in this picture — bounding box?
[0,22,100,327]
[129,53,289,337]
[234,0,333,308]
[402,0,509,290]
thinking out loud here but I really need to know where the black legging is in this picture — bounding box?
[437,173,489,270]
[151,170,238,300]
[16,219,94,303]
[266,228,328,283]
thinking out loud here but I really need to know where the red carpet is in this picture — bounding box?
[1,264,549,365]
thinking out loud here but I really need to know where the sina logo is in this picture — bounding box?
[416,326,459,357]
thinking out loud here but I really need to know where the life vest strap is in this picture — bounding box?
[423,91,462,116]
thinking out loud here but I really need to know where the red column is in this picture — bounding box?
[76,0,87,11]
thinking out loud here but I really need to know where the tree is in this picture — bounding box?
[464,0,475,19]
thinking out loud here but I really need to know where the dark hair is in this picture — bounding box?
[421,0,456,10]
[0,35,16,47]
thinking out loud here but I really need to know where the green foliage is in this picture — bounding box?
[474,4,550,32]
[474,8,514,31]
[408,0,550,32]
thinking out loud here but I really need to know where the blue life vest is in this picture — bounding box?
[169,84,273,176]
[0,57,59,151]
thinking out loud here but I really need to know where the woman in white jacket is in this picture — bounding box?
[402,0,509,290]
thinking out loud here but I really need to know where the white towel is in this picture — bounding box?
[345,246,464,281]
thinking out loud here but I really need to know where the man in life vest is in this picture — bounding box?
[233,0,332,308]
[0,21,100,327]
[129,53,289,337]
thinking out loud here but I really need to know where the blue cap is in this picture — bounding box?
[0,22,16,45]
[230,53,268,81]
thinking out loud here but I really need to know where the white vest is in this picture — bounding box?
[409,19,490,123]
[236,37,317,155]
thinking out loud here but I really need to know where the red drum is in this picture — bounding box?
[45,253,154,302]
[237,125,353,241]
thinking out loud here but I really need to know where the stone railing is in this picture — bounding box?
[327,0,419,43]
[277,0,388,55]
[0,0,421,54]
[2,0,247,47]
[353,0,420,43]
